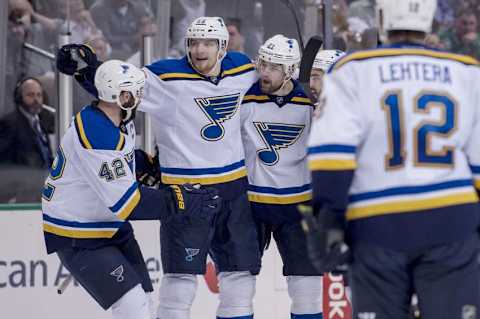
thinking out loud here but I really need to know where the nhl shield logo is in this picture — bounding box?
[275,96,284,105]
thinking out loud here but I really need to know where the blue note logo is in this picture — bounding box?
[124,150,135,173]
[185,248,200,262]
[121,64,129,74]
[254,122,305,166]
[194,93,242,141]
[110,265,125,282]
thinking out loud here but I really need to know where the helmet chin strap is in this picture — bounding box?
[271,74,293,95]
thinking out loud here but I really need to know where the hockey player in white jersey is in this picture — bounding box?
[309,50,345,119]
[304,0,480,318]
[42,60,221,319]
[241,35,323,319]
[56,17,261,319]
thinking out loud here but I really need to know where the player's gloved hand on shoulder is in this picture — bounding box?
[299,204,351,274]
[56,43,98,75]
[135,149,161,187]
[165,184,221,225]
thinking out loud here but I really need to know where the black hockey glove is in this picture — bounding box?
[299,204,351,274]
[135,149,161,187]
[56,43,98,75]
[165,184,221,225]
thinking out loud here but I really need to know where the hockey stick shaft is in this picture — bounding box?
[280,0,305,51]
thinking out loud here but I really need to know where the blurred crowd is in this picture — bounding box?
[2,0,480,203]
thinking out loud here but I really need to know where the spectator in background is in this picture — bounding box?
[89,0,157,60]
[32,0,104,45]
[226,17,245,53]
[0,77,54,169]
[434,0,456,30]
[439,7,480,59]
[6,0,55,114]
[347,0,375,28]
[169,0,206,57]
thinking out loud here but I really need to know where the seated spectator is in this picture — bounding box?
[226,18,245,53]
[6,0,55,114]
[439,7,480,59]
[0,77,54,169]
[89,0,157,60]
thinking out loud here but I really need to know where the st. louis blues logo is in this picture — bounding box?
[254,122,305,165]
[194,93,242,141]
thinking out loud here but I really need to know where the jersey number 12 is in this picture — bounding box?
[381,90,456,170]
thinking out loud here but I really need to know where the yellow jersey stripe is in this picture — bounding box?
[248,193,312,204]
[159,73,203,80]
[334,49,480,70]
[43,224,116,238]
[222,63,255,76]
[243,95,270,102]
[346,191,479,220]
[117,189,141,220]
[116,133,125,151]
[75,113,93,149]
[475,179,480,190]
[161,168,247,185]
[309,159,357,171]
[291,97,313,104]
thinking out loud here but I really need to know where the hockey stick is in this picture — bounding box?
[57,274,73,295]
[298,35,323,101]
[279,0,305,51]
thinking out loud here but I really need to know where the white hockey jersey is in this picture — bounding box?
[42,104,139,250]
[141,52,257,197]
[308,44,480,249]
[241,80,313,204]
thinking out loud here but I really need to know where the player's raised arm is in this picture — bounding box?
[56,43,102,97]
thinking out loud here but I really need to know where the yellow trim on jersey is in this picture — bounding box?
[117,189,141,220]
[248,192,312,204]
[222,63,255,76]
[75,113,93,149]
[475,179,480,190]
[242,95,270,102]
[334,49,480,70]
[346,191,479,220]
[159,73,203,80]
[116,133,125,151]
[43,224,116,238]
[291,96,313,104]
[309,159,357,171]
[161,168,247,185]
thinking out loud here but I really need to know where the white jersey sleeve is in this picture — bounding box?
[138,67,170,115]
[308,65,364,171]
[74,143,140,221]
[464,69,480,189]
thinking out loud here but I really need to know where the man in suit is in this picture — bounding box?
[0,77,54,169]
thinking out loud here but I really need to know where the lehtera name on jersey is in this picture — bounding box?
[379,61,452,84]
